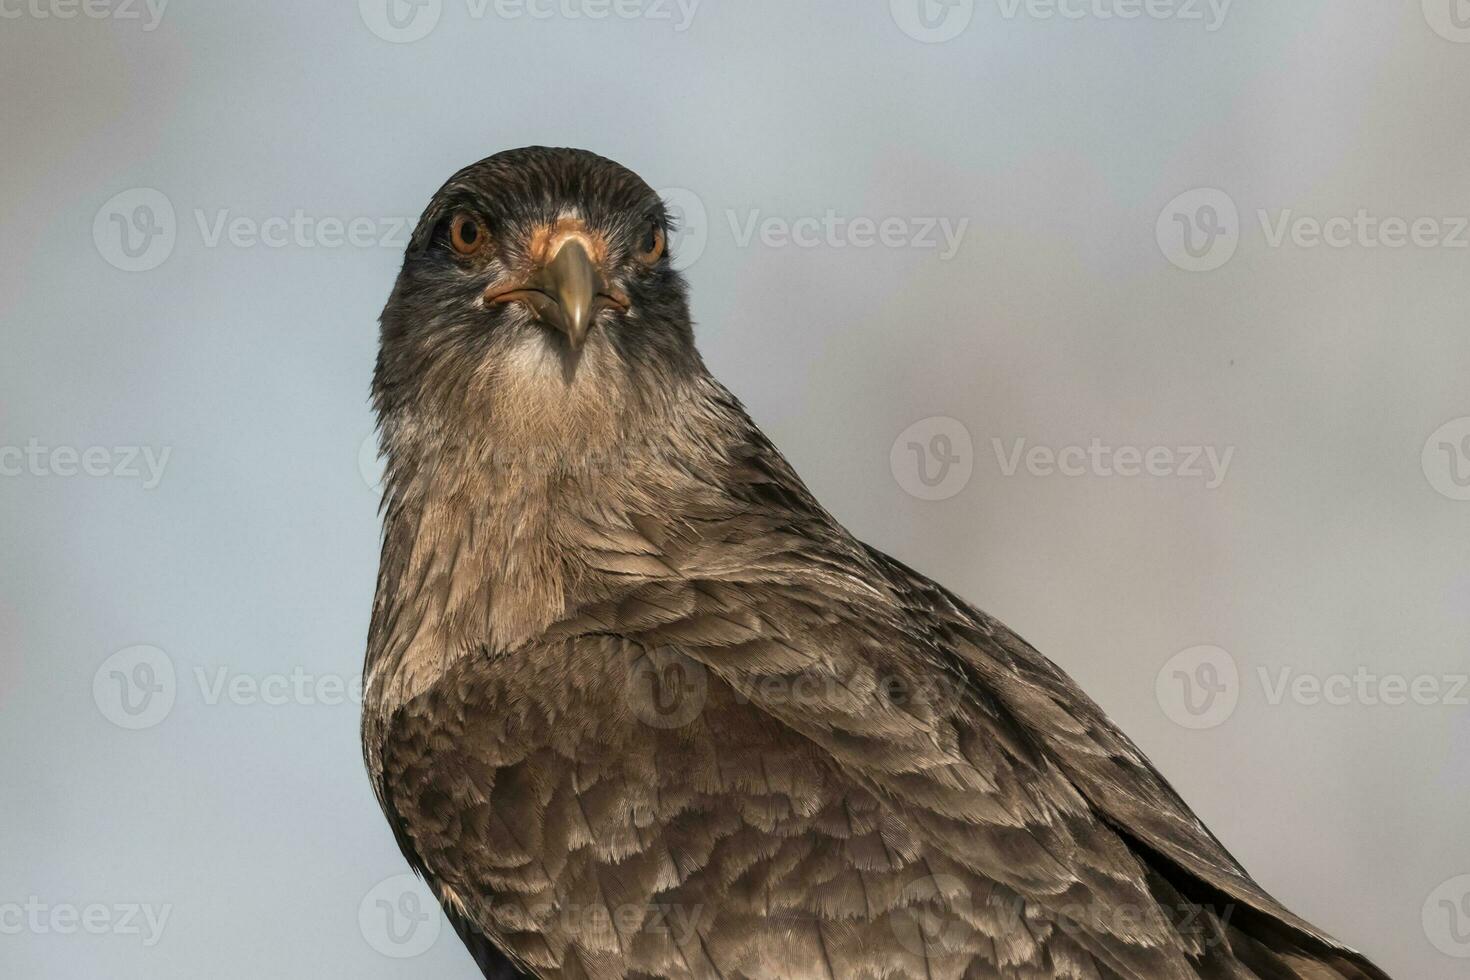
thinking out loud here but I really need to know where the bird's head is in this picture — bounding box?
[374,147,702,449]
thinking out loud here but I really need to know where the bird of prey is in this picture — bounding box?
[362,147,1391,980]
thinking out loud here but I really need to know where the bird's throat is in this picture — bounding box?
[362,378,732,731]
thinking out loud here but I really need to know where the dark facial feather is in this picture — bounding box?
[375,147,699,429]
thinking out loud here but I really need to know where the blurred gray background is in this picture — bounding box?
[3,1,1468,977]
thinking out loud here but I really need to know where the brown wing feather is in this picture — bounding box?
[601,411,1393,978]
[865,547,1392,979]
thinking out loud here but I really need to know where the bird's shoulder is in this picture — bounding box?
[564,402,1364,965]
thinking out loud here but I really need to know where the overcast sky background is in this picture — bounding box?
[2,1,1469,977]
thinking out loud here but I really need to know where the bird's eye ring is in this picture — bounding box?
[636,220,665,266]
[448,212,488,256]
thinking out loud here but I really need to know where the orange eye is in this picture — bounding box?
[636,221,665,266]
[448,212,487,256]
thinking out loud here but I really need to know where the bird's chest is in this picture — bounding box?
[380,635,865,975]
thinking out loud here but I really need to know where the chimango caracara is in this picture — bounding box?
[362,147,1390,980]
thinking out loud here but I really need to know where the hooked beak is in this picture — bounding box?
[484,239,628,350]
